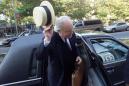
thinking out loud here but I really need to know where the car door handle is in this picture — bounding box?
[107,69,115,74]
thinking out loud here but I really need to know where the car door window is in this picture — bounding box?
[117,23,125,26]
[91,38,128,64]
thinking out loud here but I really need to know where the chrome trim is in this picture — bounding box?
[113,81,125,86]
[1,78,42,86]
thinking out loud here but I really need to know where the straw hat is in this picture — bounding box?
[33,1,55,28]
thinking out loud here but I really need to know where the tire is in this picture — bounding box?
[95,28,100,31]
[112,28,116,33]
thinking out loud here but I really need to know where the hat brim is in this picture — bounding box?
[40,1,55,25]
[33,1,55,28]
[33,7,47,27]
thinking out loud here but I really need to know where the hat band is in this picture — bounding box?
[41,6,52,26]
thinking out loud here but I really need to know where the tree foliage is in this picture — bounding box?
[1,0,129,24]
[65,0,90,19]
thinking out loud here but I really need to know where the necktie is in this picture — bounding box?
[65,39,72,50]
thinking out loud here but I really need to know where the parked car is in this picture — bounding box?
[0,33,128,86]
[0,34,112,86]
[74,19,104,31]
[2,30,42,46]
[103,22,129,33]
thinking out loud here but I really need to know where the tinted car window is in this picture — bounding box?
[91,39,128,64]
[117,23,125,26]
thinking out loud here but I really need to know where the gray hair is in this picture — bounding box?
[54,16,72,32]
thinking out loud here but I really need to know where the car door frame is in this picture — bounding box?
[83,35,129,86]
[0,46,43,86]
[80,35,113,86]
[117,23,126,31]
[0,54,43,86]
[0,77,42,86]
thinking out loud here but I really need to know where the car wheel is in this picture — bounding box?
[95,28,100,31]
[112,28,116,33]
[126,27,129,31]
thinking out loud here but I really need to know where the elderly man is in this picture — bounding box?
[33,1,82,86]
[43,16,82,86]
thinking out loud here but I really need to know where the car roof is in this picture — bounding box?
[112,21,126,24]
[80,33,113,39]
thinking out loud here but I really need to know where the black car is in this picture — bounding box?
[2,30,42,46]
[0,34,112,86]
[81,33,129,86]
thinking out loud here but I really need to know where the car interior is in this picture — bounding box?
[90,38,128,65]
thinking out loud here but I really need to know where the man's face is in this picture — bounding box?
[62,20,73,38]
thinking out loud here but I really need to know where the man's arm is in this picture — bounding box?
[69,33,82,65]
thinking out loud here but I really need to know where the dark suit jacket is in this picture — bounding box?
[35,42,49,86]
[46,32,78,86]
